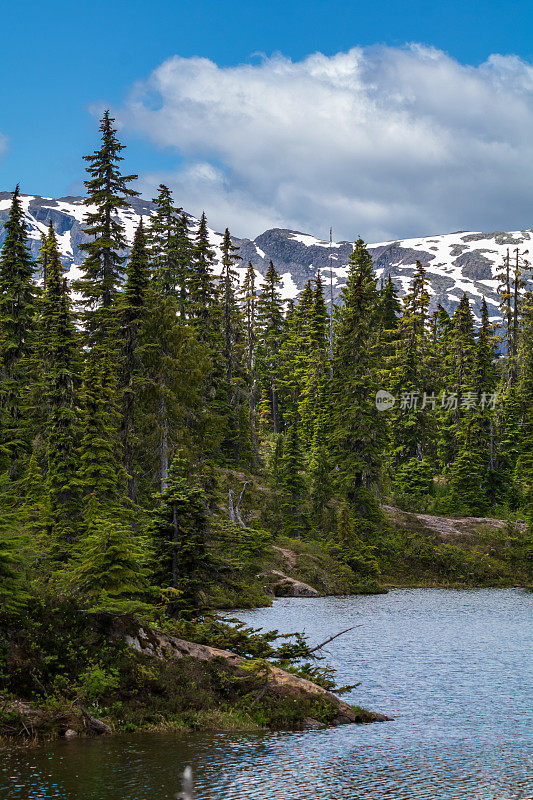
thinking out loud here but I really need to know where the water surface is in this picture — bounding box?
[1,589,531,799]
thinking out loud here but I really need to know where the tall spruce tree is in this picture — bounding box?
[41,226,80,540]
[74,111,139,336]
[148,185,192,316]
[189,212,219,334]
[219,228,242,384]
[119,219,150,501]
[515,291,533,527]
[0,186,38,469]
[279,417,306,537]
[330,238,387,502]
[149,454,209,614]
[75,345,124,506]
[256,261,285,433]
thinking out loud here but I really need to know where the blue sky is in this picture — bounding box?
[2,0,533,240]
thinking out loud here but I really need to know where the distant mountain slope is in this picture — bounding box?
[2,192,530,321]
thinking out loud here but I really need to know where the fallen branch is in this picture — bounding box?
[304,626,362,656]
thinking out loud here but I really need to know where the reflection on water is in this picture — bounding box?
[1,589,531,799]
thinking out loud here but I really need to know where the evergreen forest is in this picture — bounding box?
[1,110,532,622]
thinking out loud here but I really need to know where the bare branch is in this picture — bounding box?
[305,626,362,656]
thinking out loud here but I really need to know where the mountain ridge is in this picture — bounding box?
[1,191,531,322]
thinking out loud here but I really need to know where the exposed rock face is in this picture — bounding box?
[382,505,527,538]
[258,569,320,597]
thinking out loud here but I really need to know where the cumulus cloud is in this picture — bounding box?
[116,46,533,241]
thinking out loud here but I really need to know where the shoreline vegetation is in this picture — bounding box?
[1,504,529,746]
[0,112,531,746]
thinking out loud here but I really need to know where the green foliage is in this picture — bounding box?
[0,112,531,733]
[73,510,149,610]
[148,454,209,614]
[0,532,27,612]
[74,110,138,320]
[330,238,387,500]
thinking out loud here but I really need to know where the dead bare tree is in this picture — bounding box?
[228,481,250,527]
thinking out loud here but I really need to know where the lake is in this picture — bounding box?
[1,589,531,799]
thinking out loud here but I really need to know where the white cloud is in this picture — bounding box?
[0,133,8,159]
[116,46,533,241]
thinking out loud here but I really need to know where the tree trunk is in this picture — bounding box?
[172,504,179,589]
[159,386,168,493]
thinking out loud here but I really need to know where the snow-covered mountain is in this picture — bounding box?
[2,192,531,322]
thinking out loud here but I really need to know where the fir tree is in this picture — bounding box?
[330,238,387,501]
[0,532,26,613]
[389,261,434,468]
[243,261,257,375]
[515,291,533,527]
[119,219,150,501]
[74,510,148,610]
[148,185,192,315]
[219,228,242,384]
[74,110,139,334]
[447,420,487,514]
[279,418,306,537]
[0,186,38,468]
[189,212,218,332]
[149,454,208,614]
[475,297,498,394]
[449,293,476,397]
[75,346,124,505]
[41,227,80,539]
[256,261,285,433]
[378,274,401,330]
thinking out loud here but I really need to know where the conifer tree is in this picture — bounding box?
[37,231,49,289]
[75,346,124,505]
[279,418,306,537]
[41,227,80,539]
[379,274,401,330]
[449,293,476,397]
[119,219,150,501]
[74,510,147,610]
[242,261,259,445]
[140,295,208,494]
[496,249,527,382]
[515,291,533,527]
[189,212,218,333]
[219,228,242,384]
[256,261,285,433]
[447,419,487,514]
[148,185,192,315]
[475,297,498,394]
[308,412,331,532]
[299,275,330,449]
[330,238,387,502]
[243,261,257,375]
[0,186,38,468]
[74,110,138,335]
[389,261,434,469]
[337,502,355,547]
[149,454,208,614]
[0,533,26,612]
